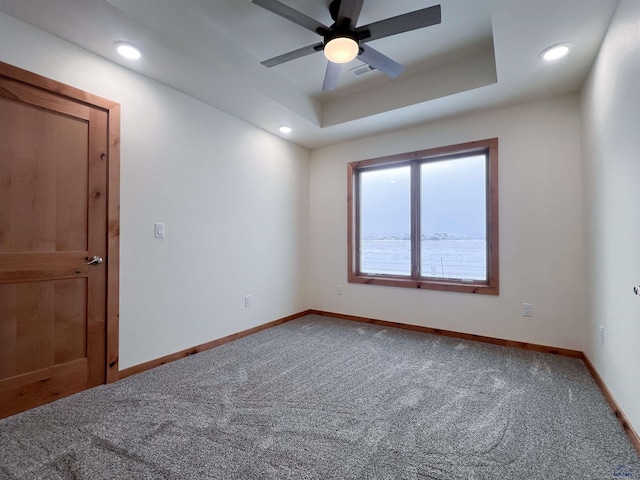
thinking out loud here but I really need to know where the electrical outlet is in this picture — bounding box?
[244,295,251,308]
[523,303,533,317]
[600,325,605,345]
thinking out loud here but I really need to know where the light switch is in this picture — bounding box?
[154,223,165,238]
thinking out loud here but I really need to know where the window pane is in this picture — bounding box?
[420,155,487,280]
[359,165,411,275]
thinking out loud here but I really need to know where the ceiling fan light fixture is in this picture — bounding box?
[324,36,359,64]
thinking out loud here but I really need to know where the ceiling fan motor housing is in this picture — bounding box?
[328,0,342,22]
[323,29,359,50]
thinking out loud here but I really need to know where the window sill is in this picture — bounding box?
[348,273,499,295]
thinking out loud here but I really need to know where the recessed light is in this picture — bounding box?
[279,125,292,134]
[115,42,141,60]
[540,43,571,62]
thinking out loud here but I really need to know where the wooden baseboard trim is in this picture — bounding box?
[309,310,639,455]
[309,310,583,358]
[119,309,581,380]
[118,310,313,380]
[117,308,639,456]
[120,309,582,380]
[582,353,640,456]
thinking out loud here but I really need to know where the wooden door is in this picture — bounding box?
[0,62,120,418]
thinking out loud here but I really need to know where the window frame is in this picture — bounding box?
[347,138,499,295]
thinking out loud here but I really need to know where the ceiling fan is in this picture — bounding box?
[252,0,442,91]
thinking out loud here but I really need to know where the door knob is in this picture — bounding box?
[84,256,103,265]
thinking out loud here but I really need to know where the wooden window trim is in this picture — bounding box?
[348,138,499,295]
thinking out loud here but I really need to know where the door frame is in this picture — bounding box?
[0,60,121,383]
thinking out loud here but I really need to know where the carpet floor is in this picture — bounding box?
[0,314,638,479]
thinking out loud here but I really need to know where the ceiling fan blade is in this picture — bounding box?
[357,4,441,43]
[336,0,364,29]
[261,42,324,67]
[252,0,329,35]
[358,45,405,79]
[322,61,342,91]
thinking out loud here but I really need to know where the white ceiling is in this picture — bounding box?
[0,0,619,149]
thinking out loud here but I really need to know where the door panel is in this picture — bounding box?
[0,279,87,379]
[0,68,113,418]
[0,359,88,417]
[0,96,89,253]
[54,278,88,364]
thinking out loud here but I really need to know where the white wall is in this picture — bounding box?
[309,94,586,350]
[581,0,640,435]
[0,12,310,369]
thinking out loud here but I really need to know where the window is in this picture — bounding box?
[348,138,498,295]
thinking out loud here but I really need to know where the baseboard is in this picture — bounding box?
[119,308,581,380]
[582,353,640,456]
[310,310,639,455]
[120,308,582,380]
[118,310,313,379]
[308,310,583,358]
[117,308,639,456]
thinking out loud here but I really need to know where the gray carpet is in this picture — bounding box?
[0,314,638,479]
